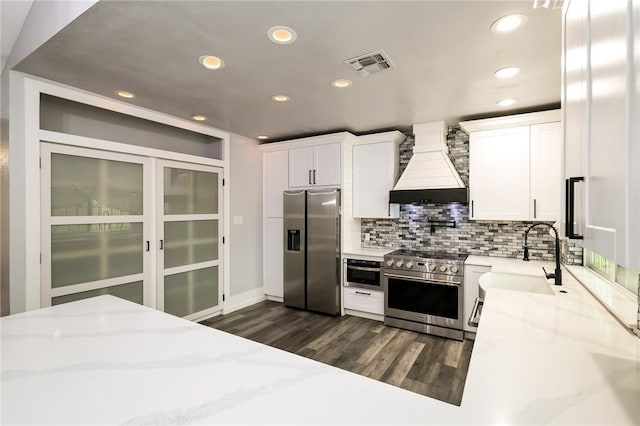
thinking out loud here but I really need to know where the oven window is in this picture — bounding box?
[347,267,380,287]
[387,278,459,319]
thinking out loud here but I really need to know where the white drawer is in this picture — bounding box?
[344,287,384,315]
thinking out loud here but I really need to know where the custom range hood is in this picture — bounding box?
[390,121,468,204]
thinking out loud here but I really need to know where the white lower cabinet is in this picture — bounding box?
[264,218,284,298]
[344,287,384,316]
[463,264,491,334]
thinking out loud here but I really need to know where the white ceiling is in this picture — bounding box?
[14,1,562,141]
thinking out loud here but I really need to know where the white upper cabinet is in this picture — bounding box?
[352,131,404,219]
[264,150,289,218]
[462,110,562,222]
[313,143,341,186]
[530,122,562,221]
[584,0,629,263]
[289,143,341,187]
[288,147,315,187]
[468,126,530,221]
[561,0,640,269]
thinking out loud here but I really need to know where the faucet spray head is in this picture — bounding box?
[523,246,530,261]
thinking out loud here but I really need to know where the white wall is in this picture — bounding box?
[1,0,97,315]
[228,133,263,299]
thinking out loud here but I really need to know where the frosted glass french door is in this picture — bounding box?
[40,143,152,307]
[156,160,223,320]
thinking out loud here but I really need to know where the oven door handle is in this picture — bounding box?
[347,265,381,272]
[383,273,461,286]
[467,297,483,328]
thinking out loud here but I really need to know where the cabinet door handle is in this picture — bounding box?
[355,291,371,296]
[146,241,150,252]
[471,200,474,218]
[313,169,317,185]
[308,170,312,185]
[533,199,537,219]
[160,239,164,250]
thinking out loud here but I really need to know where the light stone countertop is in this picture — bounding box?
[2,255,640,425]
[342,247,395,261]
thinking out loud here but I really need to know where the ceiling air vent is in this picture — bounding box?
[344,49,394,77]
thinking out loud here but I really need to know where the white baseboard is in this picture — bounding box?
[265,295,283,303]
[223,287,266,314]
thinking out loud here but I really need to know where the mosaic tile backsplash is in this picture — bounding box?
[361,126,584,265]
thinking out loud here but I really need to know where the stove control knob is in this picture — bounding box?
[428,264,436,272]
[439,265,448,273]
[395,260,404,268]
[405,261,414,269]
[386,259,394,267]
[450,266,459,274]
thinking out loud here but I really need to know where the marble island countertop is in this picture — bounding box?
[2,255,640,424]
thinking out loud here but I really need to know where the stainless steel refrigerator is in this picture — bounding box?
[283,189,341,315]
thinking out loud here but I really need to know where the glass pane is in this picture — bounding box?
[164,220,218,269]
[51,153,143,216]
[164,167,218,215]
[164,267,218,317]
[52,281,143,306]
[615,265,639,296]
[51,223,143,287]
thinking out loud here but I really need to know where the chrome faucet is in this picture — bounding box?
[523,223,562,285]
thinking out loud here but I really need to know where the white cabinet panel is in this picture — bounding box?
[353,142,399,218]
[313,143,341,186]
[530,122,562,222]
[264,218,284,298]
[264,150,289,218]
[288,147,314,188]
[288,144,341,187]
[463,264,491,333]
[585,0,629,263]
[469,126,530,220]
[563,0,588,180]
[344,287,384,315]
[630,0,640,271]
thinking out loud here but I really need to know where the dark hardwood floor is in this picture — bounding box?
[202,301,474,406]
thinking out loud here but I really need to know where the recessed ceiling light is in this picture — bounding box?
[272,95,290,102]
[199,55,225,70]
[331,79,352,88]
[257,135,269,140]
[191,114,207,121]
[116,90,135,99]
[497,98,517,107]
[267,26,297,44]
[494,67,521,79]
[491,14,528,33]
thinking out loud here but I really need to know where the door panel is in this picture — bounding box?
[41,143,152,308]
[306,189,340,315]
[283,190,306,309]
[157,160,223,319]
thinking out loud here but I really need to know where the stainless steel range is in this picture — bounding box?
[383,249,467,341]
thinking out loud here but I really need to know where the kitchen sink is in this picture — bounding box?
[479,272,555,296]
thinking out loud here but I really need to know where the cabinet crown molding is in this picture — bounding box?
[259,131,356,152]
[353,130,406,146]
[460,109,561,133]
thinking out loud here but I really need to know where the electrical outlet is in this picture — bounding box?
[364,233,370,241]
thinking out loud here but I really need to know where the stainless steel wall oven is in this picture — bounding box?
[345,259,382,291]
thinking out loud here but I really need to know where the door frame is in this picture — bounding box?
[10,73,230,314]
